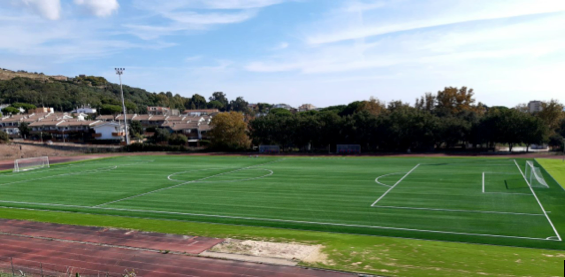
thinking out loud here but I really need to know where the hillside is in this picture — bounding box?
[0,69,189,114]
[0,68,61,81]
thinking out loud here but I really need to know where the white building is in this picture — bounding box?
[92,122,125,140]
[72,106,97,114]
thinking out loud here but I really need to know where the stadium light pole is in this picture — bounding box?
[115,68,130,145]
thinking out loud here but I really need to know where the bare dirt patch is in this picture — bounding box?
[209,238,328,264]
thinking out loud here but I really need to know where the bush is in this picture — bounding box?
[0,131,10,143]
[152,128,171,143]
[168,134,188,145]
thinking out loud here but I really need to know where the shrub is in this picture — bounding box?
[0,131,10,144]
[168,134,188,145]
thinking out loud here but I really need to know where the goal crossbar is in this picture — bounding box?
[14,156,50,173]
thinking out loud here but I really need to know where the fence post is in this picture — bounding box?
[10,257,15,277]
[40,262,44,277]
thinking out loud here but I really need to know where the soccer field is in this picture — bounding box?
[1,155,564,249]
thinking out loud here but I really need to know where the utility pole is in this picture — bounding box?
[115,68,130,145]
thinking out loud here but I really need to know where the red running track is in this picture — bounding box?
[0,220,353,277]
[0,219,223,254]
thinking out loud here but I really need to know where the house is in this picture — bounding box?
[92,122,125,141]
[183,109,219,116]
[298,104,316,112]
[72,105,97,114]
[162,120,212,146]
[147,106,170,115]
[0,115,25,137]
[29,120,99,142]
[96,115,116,121]
[29,107,55,114]
[273,104,294,110]
[115,114,137,125]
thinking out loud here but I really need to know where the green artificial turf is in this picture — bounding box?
[0,155,564,250]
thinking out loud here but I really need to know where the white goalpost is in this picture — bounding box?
[337,144,361,154]
[525,161,549,188]
[259,145,280,154]
[14,156,50,173]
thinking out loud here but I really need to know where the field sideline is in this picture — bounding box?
[0,155,564,250]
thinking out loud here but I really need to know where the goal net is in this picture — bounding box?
[337,144,361,154]
[525,161,549,188]
[14,156,50,173]
[259,145,280,154]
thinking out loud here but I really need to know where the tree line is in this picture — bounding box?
[247,87,565,152]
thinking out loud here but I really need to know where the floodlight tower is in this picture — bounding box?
[115,68,130,145]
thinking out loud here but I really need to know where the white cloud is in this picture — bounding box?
[247,12,565,74]
[307,0,565,45]
[134,0,285,10]
[74,0,119,17]
[271,42,289,50]
[162,10,256,25]
[19,0,61,20]
[125,1,271,39]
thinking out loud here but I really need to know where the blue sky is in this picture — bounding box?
[1,0,564,108]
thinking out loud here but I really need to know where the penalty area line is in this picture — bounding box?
[371,164,420,207]
[0,199,555,242]
[514,159,562,241]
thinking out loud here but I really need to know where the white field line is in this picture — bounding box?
[485,192,532,196]
[374,172,405,188]
[534,158,565,192]
[167,168,273,183]
[94,159,284,207]
[514,159,562,241]
[371,164,420,207]
[0,199,555,242]
[371,205,544,216]
[0,166,118,187]
[482,172,485,193]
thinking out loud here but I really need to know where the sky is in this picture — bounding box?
[0,0,564,108]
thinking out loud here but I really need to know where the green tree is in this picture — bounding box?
[229,97,250,113]
[168,133,188,145]
[209,112,251,150]
[1,107,20,115]
[152,128,171,144]
[209,92,229,111]
[0,131,9,143]
[207,100,225,110]
[100,104,122,115]
[12,102,36,112]
[269,108,292,116]
[535,99,564,133]
[129,121,143,137]
[18,122,31,138]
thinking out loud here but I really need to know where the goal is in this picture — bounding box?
[259,145,280,154]
[525,161,549,188]
[337,144,361,154]
[14,156,50,173]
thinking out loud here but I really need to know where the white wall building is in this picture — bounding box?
[92,122,125,140]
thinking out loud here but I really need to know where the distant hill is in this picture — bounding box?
[0,68,60,81]
[0,68,189,114]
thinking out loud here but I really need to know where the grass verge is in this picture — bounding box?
[537,158,565,190]
[0,207,563,276]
